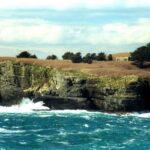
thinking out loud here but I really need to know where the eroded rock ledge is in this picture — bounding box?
[0,61,150,112]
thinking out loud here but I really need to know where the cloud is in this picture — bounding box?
[0,0,150,10]
[0,0,119,10]
[0,19,63,44]
[126,0,150,7]
[60,18,150,46]
[0,18,150,53]
[100,19,150,45]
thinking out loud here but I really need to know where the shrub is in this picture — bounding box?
[62,52,74,60]
[17,51,31,58]
[91,53,97,60]
[83,53,93,64]
[30,55,37,59]
[108,54,113,61]
[96,52,106,61]
[71,52,83,63]
[47,55,57,60]
[17,51,37,59]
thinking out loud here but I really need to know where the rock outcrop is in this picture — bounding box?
[0,60,150,112]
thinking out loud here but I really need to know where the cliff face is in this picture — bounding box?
[0,61,150,112]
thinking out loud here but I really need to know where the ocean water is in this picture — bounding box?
[0,99,150,150]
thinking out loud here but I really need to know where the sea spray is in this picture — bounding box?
[0,98,150,118]
[0,98,49,113]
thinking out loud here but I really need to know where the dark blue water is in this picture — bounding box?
[0,110,150,150]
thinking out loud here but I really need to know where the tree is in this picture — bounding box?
[30,54,37,59]
[17,51,31,58]
[146,43,150,48]
[83,53,93,64]
[131,45,150,68]
[108,54,113,61]
[17,51,37,59]
[96,52,106,61]
[47,55,57,60]
[91,53,97,60]
[71,52,82,63]
[62,52,74,60]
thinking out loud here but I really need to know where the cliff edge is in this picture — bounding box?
[0,60,150,112]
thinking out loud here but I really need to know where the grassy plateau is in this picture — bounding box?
[0,57,150,77]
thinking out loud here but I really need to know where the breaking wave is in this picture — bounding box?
[0,98,49,113]
[0,98,150,119]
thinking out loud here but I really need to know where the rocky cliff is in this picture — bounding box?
[0,61,150,112]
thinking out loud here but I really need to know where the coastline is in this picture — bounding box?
[0,59,150,112]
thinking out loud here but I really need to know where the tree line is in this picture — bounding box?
[16,51,113,64]
[62,52,113,63]
[16,42,150,67]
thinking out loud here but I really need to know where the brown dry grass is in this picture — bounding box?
[0,57,150,77]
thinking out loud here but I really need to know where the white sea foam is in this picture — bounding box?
[4,119,9,122]
[83,124,89,128]
[57,141,69,145]
[123,138,135,145]
[81,115,91,120]
[122,112,150,118]
[0,128,25,133]
[133,112,150,118]
[0,98,150,119]
[0,98,49,113]
[19,141,27,145]
[48,110,90,114]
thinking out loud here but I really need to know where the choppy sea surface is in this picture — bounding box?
[0,98,150,150]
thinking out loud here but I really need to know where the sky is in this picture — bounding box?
[0,0,150,58]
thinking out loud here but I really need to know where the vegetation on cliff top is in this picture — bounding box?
[131,43,150,68]
[0,57,150,77]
